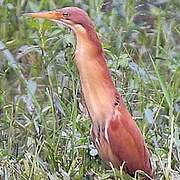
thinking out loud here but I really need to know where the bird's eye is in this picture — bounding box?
[63,12,69,17]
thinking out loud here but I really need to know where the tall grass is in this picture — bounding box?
[0,0,179,179]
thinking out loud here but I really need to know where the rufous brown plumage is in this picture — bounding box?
[25,7,153,179]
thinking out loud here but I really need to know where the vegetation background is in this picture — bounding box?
[0,0,179,179]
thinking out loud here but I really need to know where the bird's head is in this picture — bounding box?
[25,7,94,33]
[25,7,102,53]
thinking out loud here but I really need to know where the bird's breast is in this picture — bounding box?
[75,54,116,123]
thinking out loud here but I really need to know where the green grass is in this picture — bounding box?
[0,0,180,179]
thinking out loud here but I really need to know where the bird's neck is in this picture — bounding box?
[73,26,116,123]
[73,24,103,56]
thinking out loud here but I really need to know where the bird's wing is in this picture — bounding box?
[107,101,152,176]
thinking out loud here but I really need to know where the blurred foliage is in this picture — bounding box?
[0,0,180,179]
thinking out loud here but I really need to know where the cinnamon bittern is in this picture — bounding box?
[25,7,153,179]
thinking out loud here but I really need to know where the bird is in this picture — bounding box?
[25,7,153,179]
